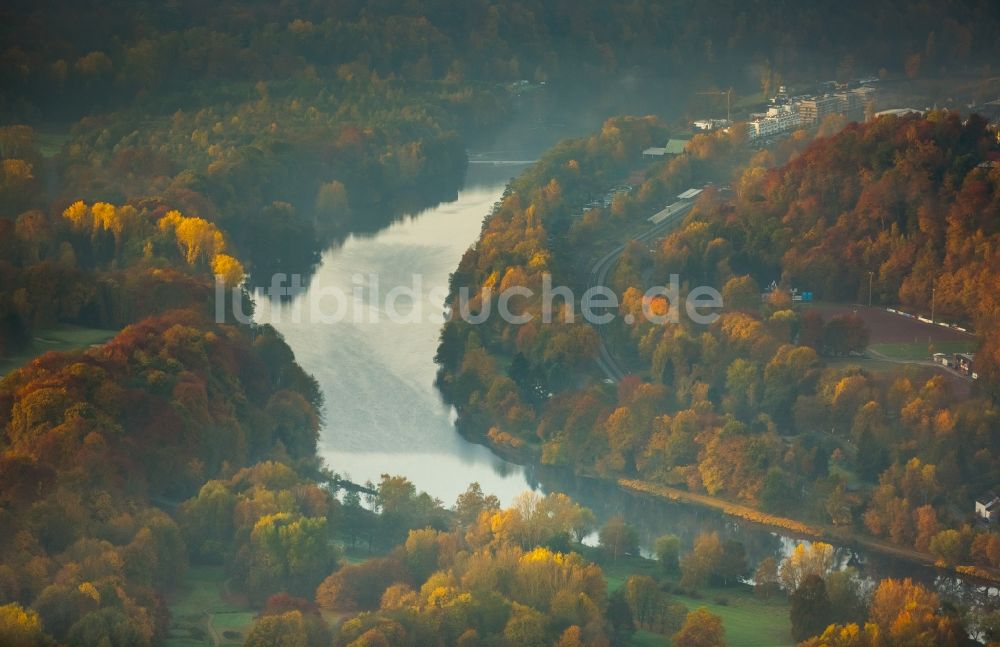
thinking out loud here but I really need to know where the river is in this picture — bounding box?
[255,160,536,505]
[255,149,997,611]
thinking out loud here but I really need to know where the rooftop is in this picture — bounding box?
[875,108,923,118]
[664,139,688,155]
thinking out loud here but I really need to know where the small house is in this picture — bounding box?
[954,353,975,378]
[977,492,1000,522]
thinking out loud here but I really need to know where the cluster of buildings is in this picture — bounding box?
[693,118,731,132]
[681,83,1000,152]
[645,79,884,157]
[745,83,876,141]
[760,280,813,302]
[932,352,978,380]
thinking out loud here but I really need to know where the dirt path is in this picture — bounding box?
[203,613,221,647]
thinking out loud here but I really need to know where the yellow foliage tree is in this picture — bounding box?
[779,542,835,591]
[91,202,120,234]
[158,210,226,265]
[62,200,90,229]
[212,254,245,287]
[0,602,45,646]
[61,200,130,248]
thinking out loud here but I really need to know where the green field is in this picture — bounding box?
[598,553,794,647]
[829,463,864,489]
[0,324,117,377]
[342,546,382,564]
[165,566,255,647]
[164,555,790,646]
[630,629,669,646]
[870,339,975,361]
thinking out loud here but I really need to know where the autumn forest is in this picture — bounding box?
[4,2,1000,647]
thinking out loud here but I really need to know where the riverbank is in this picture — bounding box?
[619,478,1000,586]
[619,479,822,538]
[457,420,1000,587]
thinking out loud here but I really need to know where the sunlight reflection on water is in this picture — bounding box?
[260,164,534,506]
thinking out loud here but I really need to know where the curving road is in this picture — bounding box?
[586,199,697,382]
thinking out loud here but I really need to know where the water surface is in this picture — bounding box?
[258,163,534,505]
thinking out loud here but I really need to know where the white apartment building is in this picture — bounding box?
[747,85,876,141]
[746,104,801,140]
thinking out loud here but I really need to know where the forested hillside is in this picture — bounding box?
[438,112,1000,575]
[4,0,1000,122]
[4,0,1000,346]
[667,112,1000,384]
